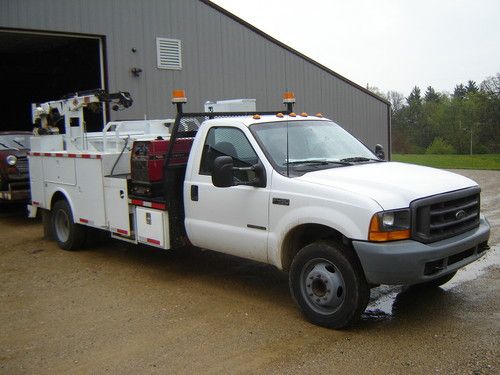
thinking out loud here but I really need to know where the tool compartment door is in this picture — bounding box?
[104,176,130,236]
[28,156,45,206]
[136,207,170,249]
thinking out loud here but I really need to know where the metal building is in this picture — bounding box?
[0,0,390,154]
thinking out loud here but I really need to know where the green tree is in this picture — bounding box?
[453,84,467,99]
[466,80,478,94]
[387,73,499,155]
[425,137,456,154]
[424,86,440,102]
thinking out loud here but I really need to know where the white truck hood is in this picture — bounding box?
[296,162,477,209]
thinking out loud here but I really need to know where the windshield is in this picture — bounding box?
[251,120,378,176]
[0,134,31,150]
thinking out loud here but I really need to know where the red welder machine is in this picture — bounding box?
[130,136,193,198]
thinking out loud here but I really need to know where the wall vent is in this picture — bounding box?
[156,38,182,70]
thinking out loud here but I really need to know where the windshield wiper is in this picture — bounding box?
[285,159,352,166]
[340,156,383,163]
[0,142,11,149]
[13,140,25,148]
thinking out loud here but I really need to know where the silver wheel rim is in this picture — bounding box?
[300,258,346,315]
[55,209,70,243]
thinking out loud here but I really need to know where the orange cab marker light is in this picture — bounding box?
[276,112,284,118]
[300,112,308,117]
[282,91,296,103]
[253,114,261,120]
[315,113,323,117]
[172,89,187,103]
[289,112,297,117]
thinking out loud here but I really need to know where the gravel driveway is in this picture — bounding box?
[0,169,498,374]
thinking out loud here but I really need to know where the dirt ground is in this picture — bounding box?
[0,169,498,374]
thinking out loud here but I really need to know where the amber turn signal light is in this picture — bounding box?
[368,214,410,242]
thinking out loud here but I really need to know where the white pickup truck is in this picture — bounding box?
[29,90,490,328]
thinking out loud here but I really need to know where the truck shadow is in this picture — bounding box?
[92,238,292,310]
[84,237,463,329]
[360,284,459,329]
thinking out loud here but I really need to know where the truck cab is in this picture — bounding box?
[181,112,490,328]
[29,90,490,329]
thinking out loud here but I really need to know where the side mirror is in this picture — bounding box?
[375,144,385,160]
[212,156,234,187]
[251,160,267,188]
[212,156,267,188]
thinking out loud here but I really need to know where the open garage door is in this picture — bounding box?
[0,30,105,133]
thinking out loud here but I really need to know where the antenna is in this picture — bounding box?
[282,92,295,177]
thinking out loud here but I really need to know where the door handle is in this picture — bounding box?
[191,185,199,201]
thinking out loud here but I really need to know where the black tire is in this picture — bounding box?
[289,240,369,329]
[413,271,457,288]
[51,199,87,250]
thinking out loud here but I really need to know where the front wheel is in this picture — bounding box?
[51,199,87,250]
[289,241,369,329]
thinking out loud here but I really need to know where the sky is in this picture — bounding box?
[211,0,500,97]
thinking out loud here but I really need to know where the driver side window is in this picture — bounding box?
[199,127,258,182]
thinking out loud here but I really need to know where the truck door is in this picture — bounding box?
[185,126,269,262]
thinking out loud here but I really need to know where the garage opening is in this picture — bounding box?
[0,31,105,133]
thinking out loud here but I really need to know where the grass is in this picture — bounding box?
[391,154,500,170]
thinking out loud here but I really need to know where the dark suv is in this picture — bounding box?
[0,131,31,201]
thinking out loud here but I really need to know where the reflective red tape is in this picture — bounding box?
[147,238,161,245]
[131,199,167,210]
[151,202,167,210]
[28,152,100,159]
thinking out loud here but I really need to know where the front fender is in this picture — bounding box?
[268,205,372,269]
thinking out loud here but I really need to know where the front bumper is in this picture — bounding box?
[0,180,30,201]
[352,216,491,285]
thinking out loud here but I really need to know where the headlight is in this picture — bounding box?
[369,209,410,241]
[6,155,17,166]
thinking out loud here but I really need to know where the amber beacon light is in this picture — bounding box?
[171,89,187,103]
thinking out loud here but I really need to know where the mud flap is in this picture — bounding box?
[27,204,38,218]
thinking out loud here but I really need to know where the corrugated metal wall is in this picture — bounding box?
[0,0,389,150]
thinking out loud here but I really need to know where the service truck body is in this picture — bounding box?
[28,91,490,328]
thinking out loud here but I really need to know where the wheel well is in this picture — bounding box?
[50,191,68,209]
[281,224,344,272]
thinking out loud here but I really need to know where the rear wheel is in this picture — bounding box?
[289,240,369,329]
[51,199,86,250]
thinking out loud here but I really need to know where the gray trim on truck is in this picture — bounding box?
[352,216,491,285]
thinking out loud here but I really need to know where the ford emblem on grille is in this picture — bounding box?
[455,209,466,220]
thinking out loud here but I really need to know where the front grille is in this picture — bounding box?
[16,156,29,173]
[411,187,481,243]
